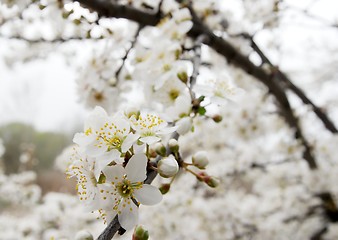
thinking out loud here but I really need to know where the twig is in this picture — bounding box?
[115,24,144,80]
[0,35,102,43]
[189,34,207,99]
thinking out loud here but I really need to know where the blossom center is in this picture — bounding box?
[117,179,134,198]
[107,137,122,150]
[116,179,142,198]
[169,89,179,100]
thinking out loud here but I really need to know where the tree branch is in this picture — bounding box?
[238,32,337,133]
[189,34,207,99]
[115,24,144,80]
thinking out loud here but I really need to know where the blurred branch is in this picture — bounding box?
[237,32,337,134]
[189,34,207,99]
[0,35,102,43]
[115,24,144,80]
[286,6,338,29]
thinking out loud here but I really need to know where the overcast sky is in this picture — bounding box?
[0,50,87,133]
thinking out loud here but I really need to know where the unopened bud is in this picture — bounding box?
[212,115,222,123]
[196,172,208,181]
[192,151,209,169]
[177,71,188,83]
[132,225,149,240]
[168,139,179,153]
[159,183,171,194]
[75,230,93,240]
[154,142,166,157]
[157,155,179,178]
[204,176,219,188]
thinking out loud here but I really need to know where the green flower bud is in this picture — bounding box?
[177,71,188,83]
[132,225,149,240]
[168,139,179,153]
[155,142,166,157]
[212,115,223,123]
[204,176,219,188]
[159,183,171,194]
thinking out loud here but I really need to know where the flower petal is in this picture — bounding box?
[125,153,147,182]
[118,200,139,230]
[139,136,161,145]
[121,133,140,152]
[73,133,96,146]
[134,184,163,205]
[85,142,106,157]
[94,151,119,180]
[103,165,125,183]
[85,106,108,130]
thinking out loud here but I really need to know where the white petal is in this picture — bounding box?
[134,184,163,205]
[94,151,118,180]
[86,143,106,157]
[103,165,125,183]
[133,142,145,154]
[125,153,147,182]
[121,133,140,152]
[85,106,108,130]
[118,201,139,230]
[158,126,177,135]
[73,133,96,146]
[139,136,161,145]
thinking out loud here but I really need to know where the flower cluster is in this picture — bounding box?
[68,106,177,229]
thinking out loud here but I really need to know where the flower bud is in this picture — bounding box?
[177,71,188,83]
[159,183,171,194]
[204,176,219,188]
[168,139,179,153]
[192,151,209,169]
[154,142,166,157]
[75,230,93,240]
[132,225,149,240]
[212,115,222,123]
[157,155,179,178]
[196,172,208,181]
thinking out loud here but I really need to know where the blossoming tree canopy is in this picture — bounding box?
[1,0,338,240]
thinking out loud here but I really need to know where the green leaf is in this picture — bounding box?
[198,107,206,115]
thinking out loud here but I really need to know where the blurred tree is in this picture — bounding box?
[0,123,71,173]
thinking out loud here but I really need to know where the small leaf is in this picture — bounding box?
[198,107,206,115]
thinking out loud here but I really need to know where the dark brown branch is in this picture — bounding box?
[74,0,161,26]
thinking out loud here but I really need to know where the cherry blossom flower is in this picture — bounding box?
[131,113,176,145]
[102,154,163,230]
[194,74,245,105]
[73,106,138,178]
[67,152,112,211]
